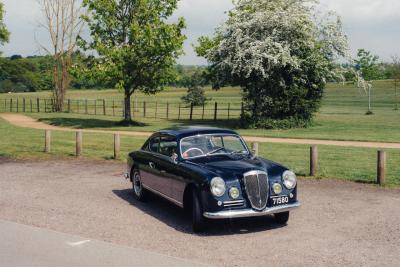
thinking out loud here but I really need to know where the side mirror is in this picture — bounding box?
[171,153,179,164]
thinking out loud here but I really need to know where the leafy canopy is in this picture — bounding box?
[0,1,10,46]
[196,0,350,128]
[80,0,186,95]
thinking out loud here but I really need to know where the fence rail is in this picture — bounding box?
[0,97,245,121]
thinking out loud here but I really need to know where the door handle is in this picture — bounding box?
[149,162,155,169]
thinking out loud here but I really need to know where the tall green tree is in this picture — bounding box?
[80,0,186,122]
[0,1,10,46]
[196,0,350,129]
[355,49,381,114]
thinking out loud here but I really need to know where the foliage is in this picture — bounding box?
[0,2,9,46]
[355,49,384,81]
[181,70,210,106]
[0,57,53,93]
[79,0,186,122]
[196,0,351,128]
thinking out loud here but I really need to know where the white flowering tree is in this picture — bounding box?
[196,0,350,128]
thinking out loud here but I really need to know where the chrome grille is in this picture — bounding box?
[243,170,269,211]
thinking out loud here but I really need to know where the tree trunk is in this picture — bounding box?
[124,90,132,122]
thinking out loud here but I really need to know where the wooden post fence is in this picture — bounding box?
[10,99,13,112]
[23,98,26,112]
[251,142,259,157]
[30,99,33,113]
[37,98,40,112]
[76,131,82,157]
[143,101,146,118]
[155,102,158,118]
[44,130,51,153]
[227,103,231,120]
[114,133,120,160]
[94,100,97,115]
[202,104,205,120]
[377,150,386,186]
[310,145,318,176]
[178,104,181,120]
[68,99,71,113]
[103,99,106,115]
[166,102,169,119]
[112,100,115,116]
[214,102,218,121]
[17,98,19,112]
[190,103,194,121]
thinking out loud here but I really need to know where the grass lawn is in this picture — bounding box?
[1,80,400,143]
[0,118,399,186]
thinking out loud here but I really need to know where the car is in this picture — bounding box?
[124,126,300,232]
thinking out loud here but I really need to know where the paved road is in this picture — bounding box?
[0,220,211,267]
[0,159,400,266]
[2,113,400,149]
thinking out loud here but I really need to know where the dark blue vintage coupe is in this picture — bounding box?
[124,126,300,232]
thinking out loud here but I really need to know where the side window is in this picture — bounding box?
[159,136,178,157]
[145,137,160,153]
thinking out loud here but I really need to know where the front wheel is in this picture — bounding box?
[274,211,290,224]
[131,169,148,201]
[192,190,206,233]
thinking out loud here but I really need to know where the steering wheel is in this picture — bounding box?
[182,147,205,158]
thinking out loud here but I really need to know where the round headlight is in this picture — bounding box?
[210,177,226,197]
[282,171,297,189]
[229,187,240,199]
[272,183,283,194]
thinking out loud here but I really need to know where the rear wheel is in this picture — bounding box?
[274,211,289,224]
[192,189,206,233]
[131,169,148,201]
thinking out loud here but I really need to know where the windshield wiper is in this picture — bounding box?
[206,147,225,156]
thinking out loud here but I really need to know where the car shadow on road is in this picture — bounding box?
[112,189,286,236]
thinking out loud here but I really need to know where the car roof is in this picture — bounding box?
[156,126,239,139]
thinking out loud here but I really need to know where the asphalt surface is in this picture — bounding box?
[0,159,399,266]
[0,220,211,267]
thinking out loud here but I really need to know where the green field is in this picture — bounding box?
[1,80,399,142]
[0,117,399,186]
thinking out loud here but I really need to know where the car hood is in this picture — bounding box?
[186,155,286,180]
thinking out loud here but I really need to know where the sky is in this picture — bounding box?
[2,0,400,65]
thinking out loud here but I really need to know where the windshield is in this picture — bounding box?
[180,134,249,159]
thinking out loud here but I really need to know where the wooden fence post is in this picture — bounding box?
[84,99,88,114]
[227,103,231,120]
[103,99,106,115]
[251,142,259,157]
[16,98,19,112]
[77,100,80,113]
[4,99,6,112]
[10,99,13,112]
[68,99,71,113]
[94,100,97,115]
[76,131,82,157]
[190,103,194,121]
[112,100,115,116]
[23,98,26,112]
[166,102,169,119]
[37,98,40,112]
[310,146,318,176]
[202,103,205,120]
[114,133,120,160]
[143,101,146,118]
[44,130,51,153]
[178,104,181,120]
[377,150,386,186]
[155,102,158,118]
[44,99,47,113]
[30,99,33,113]
[214,102,218,121]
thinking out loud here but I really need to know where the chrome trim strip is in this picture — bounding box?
[203,202,301,219]
[223,200,245,207]
[142,184,184,208]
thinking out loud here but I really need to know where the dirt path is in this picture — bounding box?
[0,159,399,267]
[1,113,400,149]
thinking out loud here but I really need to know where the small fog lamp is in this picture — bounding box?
[273,183,283,194]
[229,187,240,199]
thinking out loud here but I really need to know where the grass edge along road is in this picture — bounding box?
[1,80,400,143]
[0,116,399,186]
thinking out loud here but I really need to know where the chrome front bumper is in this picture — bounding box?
[203,202,301,219]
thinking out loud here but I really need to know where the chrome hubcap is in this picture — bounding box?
[133,171,142,196]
